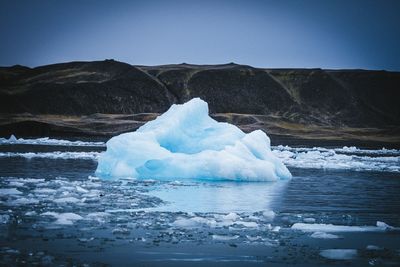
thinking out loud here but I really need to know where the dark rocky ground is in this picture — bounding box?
[0,113,398,148]
[1,60,399,146]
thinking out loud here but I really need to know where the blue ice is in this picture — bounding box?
[95,98,292,181]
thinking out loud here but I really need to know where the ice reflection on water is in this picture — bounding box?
[146,180,289,213]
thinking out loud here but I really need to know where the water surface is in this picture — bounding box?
[0,138,399,266]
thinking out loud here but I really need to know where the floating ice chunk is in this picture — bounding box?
[292,221,394,232]
[34,188,57,194]
[0,214,10,224]
[53,197,80,204]
[212,234,239,241]
[310,232,340,239]
[262,210,276,221]
[338,146,400,156]
[222,212,240,221]
[96,98,291,181]
[212,213,242,227]
[272,226,281,232]
[41,212,83,225]
[246,235,262,241]
[273,145,400,157]
[112,227,130,235]
[376,221,393,229]
[8,181,25,187]
[303,217,316,223]
[75,186,89,193]
[0,135,105,147]
[86,212,110,223]
[171,214,259,229]
[8,198,39,205]
[272,146,400,173]
[88,175,100,181]
[234,221,258,228]
[15,178,45,183]
[320,249,357,260]
[8,134,17,142]
[172,216,217,228]
[0,151,100,160]
[4,248,19,254]
[0,188,22,196]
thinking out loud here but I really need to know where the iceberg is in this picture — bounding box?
[95,98,291,181]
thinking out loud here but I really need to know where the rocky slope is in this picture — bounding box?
[1,60,399,145]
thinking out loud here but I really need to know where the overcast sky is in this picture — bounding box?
[1,0,400,70]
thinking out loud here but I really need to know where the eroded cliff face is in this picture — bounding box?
[1,60,399,129]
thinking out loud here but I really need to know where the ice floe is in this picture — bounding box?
[291,221,395,232]
[262,210,276,221]
[9,198,40,205]
[0,151,100,160]
[0,214,10,224]
[273,146,400,173]
[273,145,400,156]
[170,212,264,229]
[303,217,316,223]
[53,197,81,204]
[172,216,218,228]
[0,188,22,196]
[212,234,239,241]
[320,249,357,260]
[310,232,340,239]
[41,212,83,225]
[0,135,105,147]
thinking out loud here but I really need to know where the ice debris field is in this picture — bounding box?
[1,137,399,175]
[96,98,292,181]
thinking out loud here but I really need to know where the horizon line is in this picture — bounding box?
[1,59,398,73]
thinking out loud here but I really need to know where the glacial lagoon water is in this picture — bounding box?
[0,137,399,266]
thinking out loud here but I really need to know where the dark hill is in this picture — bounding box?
[0,60,399,145]
[1,60,399,127]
